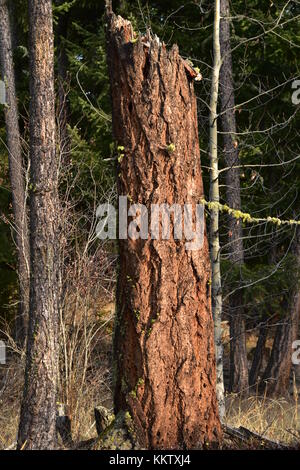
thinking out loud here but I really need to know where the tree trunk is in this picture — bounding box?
[209,0,225,420]
[219,0,248,393]
[0,0,30,344]
[249,318,268,388]
[106,11,221,449]
[7,0,18,50]
[249,244,276,390]
[259,228,300,397]
[17,0,59,450]
[56,4,71,163]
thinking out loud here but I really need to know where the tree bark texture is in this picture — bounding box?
[219,0,248,393]
[17,0,59,450]
[0,0,29,344]
[106,12,221,449]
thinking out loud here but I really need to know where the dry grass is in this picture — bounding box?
[225,392,300,447]
[1,346,300,449]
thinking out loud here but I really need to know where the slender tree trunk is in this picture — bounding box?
[209,0,225,420]
[219,0,248,394]
[259,228,300,397]
[56,5,71,163]
[249,243,276,389]
[17,0,59,450]
[7,0,18,50]
[249,317,268,388]
[0,0,29,344]
[106,10,221,449]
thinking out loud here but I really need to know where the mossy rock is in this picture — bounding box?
[91,411,140,450]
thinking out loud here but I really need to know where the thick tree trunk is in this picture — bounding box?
[106,11,221,449]
[17,0,59,450]
[259,229,300,397]
[219,0,248,393]
[0,0,29,344]
[209,0,225,420]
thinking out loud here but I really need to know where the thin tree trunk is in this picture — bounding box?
[209,0,225,420]
[0,0,29,344]
[249,242,277,389]
[17,0,59,450]
[249,317,268,388]
[219,0,248,394]
[106,10,221,449]
[7,0,18,50]
[259,228,300,397]
[56,5,71,163]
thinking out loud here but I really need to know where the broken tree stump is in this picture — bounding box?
[106,9,221,449]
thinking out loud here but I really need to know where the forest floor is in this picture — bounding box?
[0,308,300,450]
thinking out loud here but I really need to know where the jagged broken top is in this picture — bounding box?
[106,11,198,80]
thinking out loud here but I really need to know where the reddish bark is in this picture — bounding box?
[106,12,221,449]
